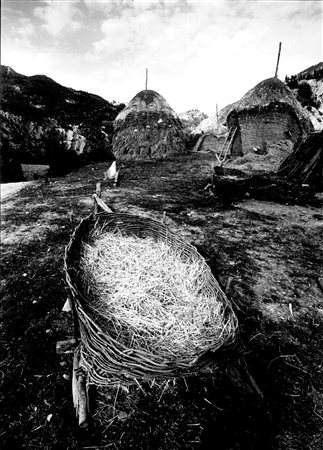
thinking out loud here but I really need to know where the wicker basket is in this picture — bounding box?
[64,211,238,385]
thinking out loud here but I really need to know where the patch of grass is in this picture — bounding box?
[1,155,322,449]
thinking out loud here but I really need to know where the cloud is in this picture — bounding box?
[15,17,36,39]
[34,0,83,37]
[1,0,322,115]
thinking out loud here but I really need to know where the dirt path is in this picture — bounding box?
[0,181,37,202]
[0,154,322,449]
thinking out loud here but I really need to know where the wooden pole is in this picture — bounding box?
[275,42,282,78]
[145,68,148,90]
[93,182,101,215]
[72,352,89,428]
[216,104,219,123]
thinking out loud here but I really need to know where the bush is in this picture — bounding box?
[297,82,317,108]
[285,75,298,89]
[0,138,25,183]
[44,128,80,176]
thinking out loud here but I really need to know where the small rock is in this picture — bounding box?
[118,410,129,421]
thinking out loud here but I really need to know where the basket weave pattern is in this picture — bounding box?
[65,212,238,385]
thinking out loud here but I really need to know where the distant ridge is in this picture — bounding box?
[0,65,125,181]
[0,65,123,126]
[295,62,323,80]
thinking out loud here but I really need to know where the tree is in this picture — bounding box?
[0,138,24,183]
[44,127,79,176]
[297,82,317,108]
[286,75,298,89]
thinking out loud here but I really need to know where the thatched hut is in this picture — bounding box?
[226,77,313,156]
[113,90,186,160]
[192,123,228,154]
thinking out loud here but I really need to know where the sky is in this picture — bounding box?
[1,0,322,115]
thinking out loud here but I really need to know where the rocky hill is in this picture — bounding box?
[285,62,323,131]
[0,65,125,181]
[178,109,208,133]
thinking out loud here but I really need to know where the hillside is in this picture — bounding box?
[0,65,123,127]
[178,109,208,132]
[0,66,125,181]
[285,62,323,131]
[295,62,323,80]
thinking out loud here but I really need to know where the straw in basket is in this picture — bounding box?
[64,211,238,388]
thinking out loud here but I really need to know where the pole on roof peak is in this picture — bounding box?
[275,42,282,78]
[145,68,148,90]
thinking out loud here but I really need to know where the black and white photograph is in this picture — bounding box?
[1,0,323,448]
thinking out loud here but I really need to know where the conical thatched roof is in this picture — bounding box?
[115,90,179,123]
[227,77,312,133]
[113,89,186,160]
[194,117,228,135]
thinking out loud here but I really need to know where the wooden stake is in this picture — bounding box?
[275,42,282,78]
[113,170,119,187]
[93,182,101,215]
[216,104,219,123]
[92,194,113,213]
[145,68,148,90]
[241,358,264,399]
[72,351,89,428]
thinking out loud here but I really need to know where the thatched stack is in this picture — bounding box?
[113,90,186,160]
[226,77,313,156]
[227,77,312,131]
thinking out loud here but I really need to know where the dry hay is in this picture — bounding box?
[194,117,228,135]
[224,139,294,173]
[80,229,229,362]
[113,90,186,161]
[65,212,238,384]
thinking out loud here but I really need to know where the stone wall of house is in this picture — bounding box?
[200,134,226,153]
[238,109,302,154]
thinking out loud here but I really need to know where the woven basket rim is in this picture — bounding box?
[64,211,239,382]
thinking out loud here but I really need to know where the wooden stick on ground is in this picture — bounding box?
[92,194,113,213]
[241,357,264,399]
[72,351,89,428]
[93,183,101,215]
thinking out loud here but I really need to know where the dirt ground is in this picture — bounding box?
[1,181,36,201]
[1,153,323,449]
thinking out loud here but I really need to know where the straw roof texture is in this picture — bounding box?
[227,77,312,133]
[192,102,236,134]
[277,131,323,186]
[113,90,186,160]
[194,117,228,135]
